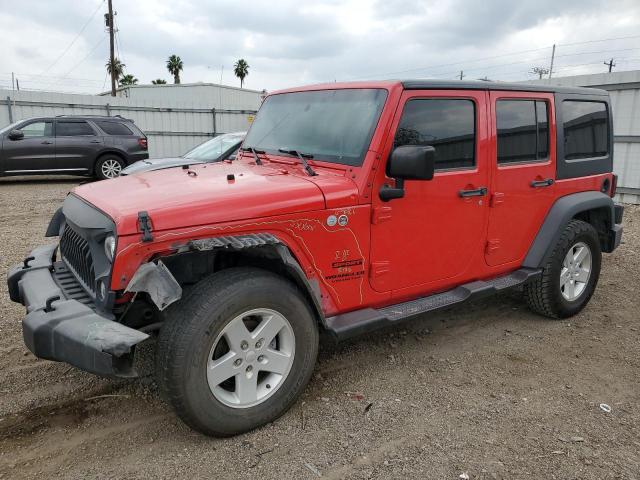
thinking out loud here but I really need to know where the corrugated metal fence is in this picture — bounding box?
[0,88,259,158]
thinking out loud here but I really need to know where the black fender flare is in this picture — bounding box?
[175,233,326,326]
[523,191,614,268]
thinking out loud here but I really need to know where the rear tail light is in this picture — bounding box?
[610,174,618,198]
[138,137,148,150]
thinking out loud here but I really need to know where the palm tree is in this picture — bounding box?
[234,59,249,88]
[105,58,125,84]
[119,74,138,86]
[151,78,167,85]
[166,55,183,84]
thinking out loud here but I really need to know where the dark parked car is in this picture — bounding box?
[0,115,149,180]
[120,132,245,176]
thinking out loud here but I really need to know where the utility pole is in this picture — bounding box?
[531,66,550,79]
[604,58,616,72]
[107,0,116,97]
[459,70,465,80]
[548,44,556,79]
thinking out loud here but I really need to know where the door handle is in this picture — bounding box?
[90,140,101,143]
[459,187,487,198]
[41,140,53,145]
[530,178,554,188]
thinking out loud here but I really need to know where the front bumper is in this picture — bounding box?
[7,244,149,378]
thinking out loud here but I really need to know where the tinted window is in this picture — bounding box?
[562,101,608,160]
[95,120,133,135]
[497,100,548,164]
[19,121,53,138]
[536,101,549,158]
[394,99,475,170]
[244,89,388,166]
[56,121,95,136]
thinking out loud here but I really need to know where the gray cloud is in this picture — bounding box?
[0,0,638,93]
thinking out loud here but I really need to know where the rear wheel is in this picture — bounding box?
[524,219,601,319]
[156,267,319,436]
[95,155,125,179]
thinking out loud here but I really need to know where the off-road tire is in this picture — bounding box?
[155,267,319,437]
[95,155,125,180]
[524,219,601,319]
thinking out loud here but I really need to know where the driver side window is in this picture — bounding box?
[19,121,53,138]
[394,99,476,170]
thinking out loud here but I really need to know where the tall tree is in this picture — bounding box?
[151,78,167,85]
[105,58,126,87]
[119,74,138,86]
[166,55,184,84]
[234,59,249,88]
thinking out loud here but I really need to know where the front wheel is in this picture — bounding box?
[524,219,602,319]
[156,267,319,436]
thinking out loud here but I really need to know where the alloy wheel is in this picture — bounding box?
[207,308,295,408]
[560,241,592,301]
[101,159,122,178]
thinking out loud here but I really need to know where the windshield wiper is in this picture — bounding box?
[277,148,317,176]
[240,146,264,165]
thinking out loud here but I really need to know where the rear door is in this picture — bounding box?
[485,91,557,267]
[1,120,55,173]
[55,119,103,171]
[369,90,491,295]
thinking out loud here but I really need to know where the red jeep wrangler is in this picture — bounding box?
[8,80,623,436]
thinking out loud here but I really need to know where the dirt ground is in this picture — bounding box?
[0,176,638,480]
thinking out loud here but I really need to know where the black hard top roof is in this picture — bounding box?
[401,79,608,96]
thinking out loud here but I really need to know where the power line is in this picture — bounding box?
[56,34,108,80]
[348,35,640,80]
[39,0,105,75]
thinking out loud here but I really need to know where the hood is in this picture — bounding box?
[73,160,357,235]
[121,157,204,175]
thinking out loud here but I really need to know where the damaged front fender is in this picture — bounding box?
[125,260,182,311]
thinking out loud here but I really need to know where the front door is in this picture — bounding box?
[370,90,490,295]
[484,91,557,267]
[1,120,55,173]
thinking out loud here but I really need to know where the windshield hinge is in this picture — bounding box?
[138,211,154,242]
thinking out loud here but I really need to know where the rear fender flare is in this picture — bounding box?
[523,191,614,268]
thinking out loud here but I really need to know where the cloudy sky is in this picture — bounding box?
[1,0,639,94]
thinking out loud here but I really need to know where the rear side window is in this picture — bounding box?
[95,120,133,135]
[496,100,549,164]
[19,121,53,138]
[394,99,475,170]
[56,120,95,136]
[562,101,608,159]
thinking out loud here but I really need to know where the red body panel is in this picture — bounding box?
[70,80,610,318]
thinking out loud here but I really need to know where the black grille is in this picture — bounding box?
[59,224,96,294]
[52,261,95,307]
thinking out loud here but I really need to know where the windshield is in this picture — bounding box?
[183,133,244,161]
[243,88,388,166]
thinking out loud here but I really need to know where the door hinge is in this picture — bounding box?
[485,239,500,254]
[137,211,154,242]
[371,206,392,225]
[490,192,505,207]
[370,260,390,278]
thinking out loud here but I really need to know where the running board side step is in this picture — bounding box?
[325,268,541,341]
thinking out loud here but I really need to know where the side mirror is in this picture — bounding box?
[8,129,24,141]
[380,145,435,201]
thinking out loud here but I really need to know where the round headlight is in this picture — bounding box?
[104,236,116,262]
